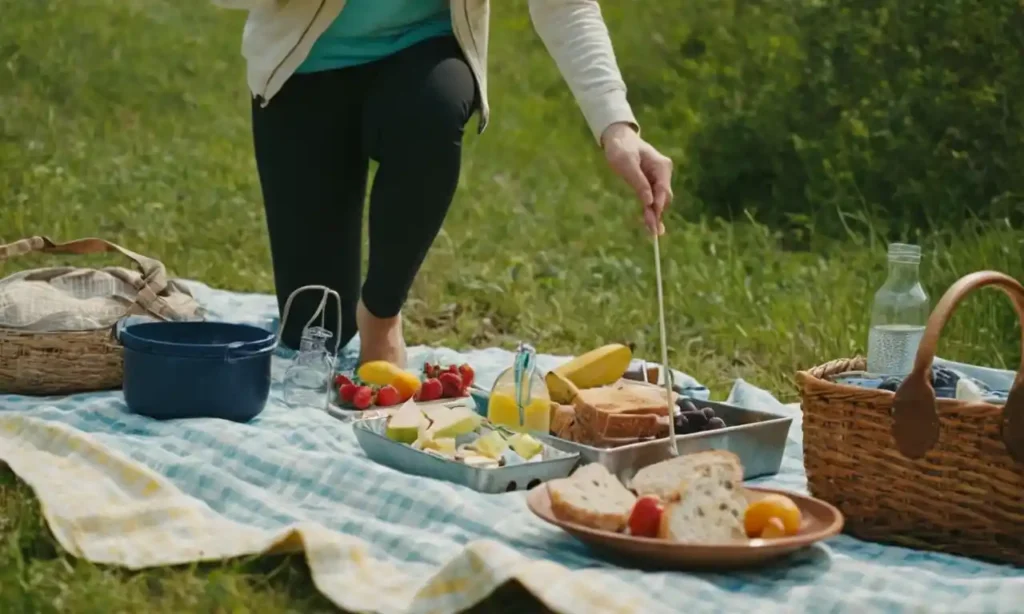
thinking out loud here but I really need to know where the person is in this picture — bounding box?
[213,0,674,366]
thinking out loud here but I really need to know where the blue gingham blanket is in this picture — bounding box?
[1,282,1021,613]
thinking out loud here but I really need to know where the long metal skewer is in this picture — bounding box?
[653,233,678,456]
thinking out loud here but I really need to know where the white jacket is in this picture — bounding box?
[212,0,638,143]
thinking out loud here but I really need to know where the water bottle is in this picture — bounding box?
[282,326,335,410]
[866,243,930,376]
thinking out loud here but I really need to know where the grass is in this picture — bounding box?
[0,0,1021,611]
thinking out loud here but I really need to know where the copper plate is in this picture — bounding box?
[527,486,844,570]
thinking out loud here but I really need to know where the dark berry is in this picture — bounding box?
[932,367,959,390]
[681,410,708,429]
[878,376,902,392]
[702,407,716,420]
[706,417,727,430]
[677,398,698,413]
[674,413,690,434]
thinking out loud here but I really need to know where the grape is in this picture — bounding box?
[674,413,691,434]
[677,398,698,413]
[702,407,716,420]
[681,410,708,430]
[706,417,727,430]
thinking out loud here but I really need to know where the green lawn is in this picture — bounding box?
[1,0,1021,612]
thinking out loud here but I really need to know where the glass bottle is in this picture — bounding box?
[866,243,930,376]
[282,325,335,410]
[487,342,551,434]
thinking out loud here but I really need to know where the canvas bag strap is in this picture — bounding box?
[0,236,186,321]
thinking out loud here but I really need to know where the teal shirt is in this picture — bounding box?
[297,0,452,73]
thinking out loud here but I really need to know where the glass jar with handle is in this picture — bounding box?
[280,285,342,411]
[487,342,551,434]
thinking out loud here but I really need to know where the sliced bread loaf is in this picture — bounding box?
[548,463,637,532]
[573,382,673,440]
[550,404,578,440]
[630,450,744,501]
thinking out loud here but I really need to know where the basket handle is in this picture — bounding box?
[0,236,183,321]
[892,271,1024,463]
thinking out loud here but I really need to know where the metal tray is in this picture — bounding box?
[352,417,581,494]
[537,398,792,485]
[327,396,477,423]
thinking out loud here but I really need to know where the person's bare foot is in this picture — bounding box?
[356,299,407,367]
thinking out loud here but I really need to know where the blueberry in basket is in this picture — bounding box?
[932,366,960,390]
[877,366,961,393]
[878,376,902,392]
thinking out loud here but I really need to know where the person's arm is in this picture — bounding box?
[528,0,673,235]
[527,0,637,144]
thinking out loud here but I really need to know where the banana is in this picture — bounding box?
[545,343,633,403]
[545,370,581,404]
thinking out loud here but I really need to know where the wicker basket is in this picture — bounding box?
[0,236,202,396]
[797,271,1024,566]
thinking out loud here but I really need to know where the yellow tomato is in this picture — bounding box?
[759,517,788,539]
[744,494,802,538]
[390,370,421,401]
[357,361,404,386]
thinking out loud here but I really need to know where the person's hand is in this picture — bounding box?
[601,122,673,236]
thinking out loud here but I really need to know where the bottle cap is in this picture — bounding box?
[888,243,921,264]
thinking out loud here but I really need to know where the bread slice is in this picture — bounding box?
[630,450,744,501]
[547,463,637,532]
[575,381,675,417]
[573,382,675,440]
[657,474,748,543]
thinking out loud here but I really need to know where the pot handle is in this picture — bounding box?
[111,315,159,343]
[891,271,1024,463]
[224,341,276,363]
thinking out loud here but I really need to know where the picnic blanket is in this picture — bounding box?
[0,282,1021,614]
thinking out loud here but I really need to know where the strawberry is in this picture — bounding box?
[352,386,374,410]
[376,385,401,407]
[334,374,354,388]
[447,364,459,375]
[423,363,437,379]
[338,383,358,405]
[438,372,463,398]
[417,378,443,402]
[458,363,475,389]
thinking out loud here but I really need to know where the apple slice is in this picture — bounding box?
[385,400,428,444]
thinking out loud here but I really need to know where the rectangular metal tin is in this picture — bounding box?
[352,417,581,494]
[537,398,793,485]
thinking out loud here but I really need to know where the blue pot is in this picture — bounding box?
[118,320,276,422]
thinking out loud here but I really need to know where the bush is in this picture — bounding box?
[619,0,1024,242]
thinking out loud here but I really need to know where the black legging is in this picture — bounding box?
[252,35,477,351]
